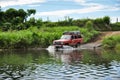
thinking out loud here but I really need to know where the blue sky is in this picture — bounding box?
[0,0,120,22]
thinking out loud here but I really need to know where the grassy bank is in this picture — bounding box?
[0,26,99,49]
[102,35,120,50]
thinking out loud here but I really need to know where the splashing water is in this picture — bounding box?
[46,45,79,52]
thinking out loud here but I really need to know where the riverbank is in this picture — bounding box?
[80,31,120,49]
[102,31,120,49]
[0,29,120,50]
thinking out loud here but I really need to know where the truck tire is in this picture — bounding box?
[75,43,80,48]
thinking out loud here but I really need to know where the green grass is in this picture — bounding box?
[102,35,120,49]
[0,26,99,49]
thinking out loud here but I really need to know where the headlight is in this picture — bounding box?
[53,41,56,44]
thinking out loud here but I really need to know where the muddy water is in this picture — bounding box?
[0,49,120,80]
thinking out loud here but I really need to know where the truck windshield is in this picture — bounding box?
[60,35,71,40]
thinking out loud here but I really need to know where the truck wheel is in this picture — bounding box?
[55,46,58,50]
[75,43,80,48]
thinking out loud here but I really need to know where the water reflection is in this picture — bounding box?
[0,49,120,80]
[48,49,114,66]
[49,50,83,64]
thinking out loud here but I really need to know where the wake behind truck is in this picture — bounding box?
[53,31,83,49]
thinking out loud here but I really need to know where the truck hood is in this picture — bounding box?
[54,39,69,42]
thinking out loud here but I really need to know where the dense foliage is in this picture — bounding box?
[0,8,120,31]
[102,35,120,49]
[0,8,36,31]
[111,22,120,31]
[0,25,98,49]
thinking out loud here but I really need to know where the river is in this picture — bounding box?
[0,48,120,80]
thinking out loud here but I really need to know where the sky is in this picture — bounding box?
[0,0,120,23]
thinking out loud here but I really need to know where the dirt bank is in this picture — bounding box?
[80,31,120,49]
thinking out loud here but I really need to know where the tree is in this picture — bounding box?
[0,6,1,12]
[0,11,4,23]
[18,9,27,22]
[36,18,43,28]
[12,17,23,25]
[16,23,25,30]
[3,22,12,31]
[0,8,37,31]
[85,21,94,31]
[5,8,18,22]
[67,17,73,26]
[27,9,36,16]
[22,9,36,22]
[103,16,110,25]
[28,17,36,26]
[94,18,104,24]
[0,7,4,24]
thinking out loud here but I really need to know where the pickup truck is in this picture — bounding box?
[53,31,83,49]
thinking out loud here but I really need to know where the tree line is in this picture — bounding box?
[0,7,120,31]
[0,7,36,31]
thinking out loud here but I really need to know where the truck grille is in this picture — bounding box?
[54,42,61,45]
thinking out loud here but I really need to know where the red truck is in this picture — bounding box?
[53,31,83,49]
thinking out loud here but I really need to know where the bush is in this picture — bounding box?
[111,22,120,31]
[102,35,120,49]
[0,26,99,49]
[85,21,94,31]
[115,43,120,51]
[0,30,34,49]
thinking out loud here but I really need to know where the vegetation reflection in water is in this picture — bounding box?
[0,49,120,80]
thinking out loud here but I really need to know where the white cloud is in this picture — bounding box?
[0,0,46,7]
[73,0,120,11]
[34,2,120,22]
[74,0,108,11]
[73,0,86,3]
[105,6,120,11]
[27,4,41,7]
[36,4,104,16]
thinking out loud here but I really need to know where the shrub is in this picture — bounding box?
[115,43,120,51]
[85,21,94,31]
[0,26,99,49]
[111,22,120,31]
[102,35,120,49]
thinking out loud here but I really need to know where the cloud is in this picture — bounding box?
[35,2,120,18]
[105,6,120,11]
[0,0,46,7]
[73,0,104,8]
[36,4,104,16]
[73,0,86,3]
[27,4,41,7]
